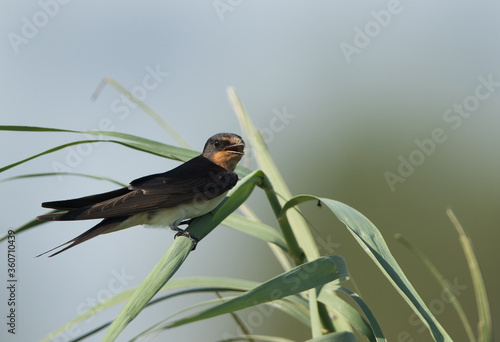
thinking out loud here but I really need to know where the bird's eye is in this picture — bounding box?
[214,140,220,147]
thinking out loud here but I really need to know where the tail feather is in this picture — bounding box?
[41,187,130,210]
[37,211,69,221]
[36,216,128,257]
[37,208,90,221]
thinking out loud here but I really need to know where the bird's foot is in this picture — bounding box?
[173,227,199,251]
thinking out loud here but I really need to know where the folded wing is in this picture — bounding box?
[37,156,238,221]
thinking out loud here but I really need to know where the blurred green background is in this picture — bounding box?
[1,1,498,341]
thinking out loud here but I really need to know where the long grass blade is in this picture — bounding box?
[93,77,190,148]
[0,172,126,187]
[134,296,310,341]
[228,88,316,262]
[280,195,453,342]
[331,285,385,341]
[446,209,492,342]
[42,277,261,342]
[157,255,348,330]
[316,290,375,341]
[395,233,476,341]
[0,125,252,177]
[0,138,186,174]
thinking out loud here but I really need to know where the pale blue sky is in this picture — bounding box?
[1,1,500,341]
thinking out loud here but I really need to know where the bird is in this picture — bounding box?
[36,133,245,257]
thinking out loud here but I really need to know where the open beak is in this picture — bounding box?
[223,143,245,155]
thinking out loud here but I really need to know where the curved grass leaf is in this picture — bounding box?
[0,139,187,174]
[43,277,261,342]
[65,253,330,341]
[0,172,126,187]
[316,290,375,341]
[394,233,475,341]
[157,255,348,330]
[134,295,310,341]
[318,284,386,341]
[134,295,239,340]
[228,88,317,262]
[327,285,385,341]
[67,290,310,341]
[0,125,252,177]
[0,139,115,173]
[279,195,452,342]
[0,125,188,157]
[94,77,191,148]
[71,292,237,342]
[78,294,236,342]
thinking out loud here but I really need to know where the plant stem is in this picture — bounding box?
[260,174,305,266]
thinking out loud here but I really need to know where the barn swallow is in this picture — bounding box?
[36,133,245,257]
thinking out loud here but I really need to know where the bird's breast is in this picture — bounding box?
[146,192,228,228]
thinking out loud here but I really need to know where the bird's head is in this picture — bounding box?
[203,133,245,171]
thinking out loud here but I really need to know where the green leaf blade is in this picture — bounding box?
[280,195,453,342]
[163,255,348,329]
[0,125,252,177]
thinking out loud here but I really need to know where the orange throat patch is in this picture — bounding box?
[211,151,243,171]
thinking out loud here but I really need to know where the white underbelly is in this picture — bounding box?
[115,192,227,231]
